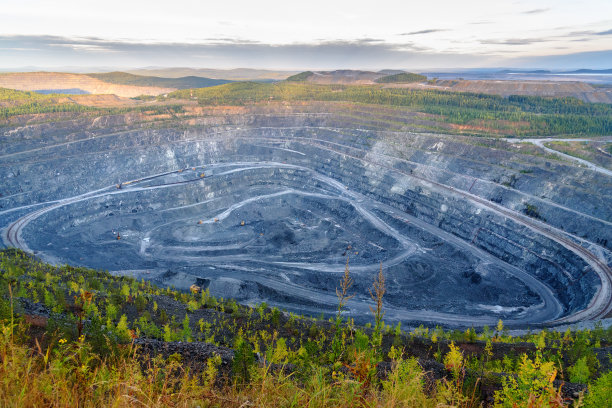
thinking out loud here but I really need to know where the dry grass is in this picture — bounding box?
[0,319,441,408]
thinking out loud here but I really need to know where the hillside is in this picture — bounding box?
[411,79,612,104]
[286,71,427,84]
[280,71,612,103]
[285,71,314,82]
[293,69,387,84]
[87,71,231,89]
[169,81,612,136]
[0,249,610,407]
[0,72,175,98]
[2,86,612,407]
[127,67,299,81]
[375,72,427,83]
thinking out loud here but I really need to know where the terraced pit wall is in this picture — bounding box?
[1,111,610,326]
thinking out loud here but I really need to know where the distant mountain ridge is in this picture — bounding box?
[565,69,612,74]
[285,70,426,85]
[127,68,299,81]
[87,72,231,89]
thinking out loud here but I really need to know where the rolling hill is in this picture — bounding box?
[86,71,231,89]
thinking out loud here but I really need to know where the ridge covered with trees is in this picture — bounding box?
[87,72,231,90]
[285,71,314,82]
[168,82,612,136]
[3,81,612,137]
[374,72,427,83]
[0,88,96,119]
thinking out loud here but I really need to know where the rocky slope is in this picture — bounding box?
[1,105,610,327]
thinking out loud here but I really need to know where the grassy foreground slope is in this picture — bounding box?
[1,249,611,407]
[169,81,612,136]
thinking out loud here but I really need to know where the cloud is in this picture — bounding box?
[521,8,550,14]
[0,34,608,71]
[0,35,495,70]
[400,29,448,36]
[566,30,596,36]
[49,43,119,53]
[480,38,550,46]
[353,38,385,44]
[561,28,612,38]
[203,38,261,44]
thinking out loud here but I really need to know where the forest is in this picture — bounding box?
[87,72,231,89]
[2,81,612,136]
[374,72,427,83]
[168,82,612,137]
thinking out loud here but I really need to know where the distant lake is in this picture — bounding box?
[34,88,90,95]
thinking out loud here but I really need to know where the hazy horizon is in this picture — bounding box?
[1,0,611,71]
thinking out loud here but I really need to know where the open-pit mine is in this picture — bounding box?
[1,104,611,328]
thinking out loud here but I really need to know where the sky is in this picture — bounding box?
[0,0,611,70]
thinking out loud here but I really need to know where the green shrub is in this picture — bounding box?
[115,315,131,342]
[568,356,590,383]
[270,307,281,326]
[180,314,192,342]
[134,295,148,312]
[584,371,612,408]
[381,356,431,407]
[233,335,255,383]
[494,353,562,407]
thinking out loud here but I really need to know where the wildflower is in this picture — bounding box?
[58,338,67,345]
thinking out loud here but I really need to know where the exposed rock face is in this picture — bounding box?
[133,338,234,378]
[1,108,611,328]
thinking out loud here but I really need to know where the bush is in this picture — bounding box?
[381,356,431,407]
[233,335,255,383]
[584,371,612,408]
[494,353,563,407]
[568,356,590,383]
